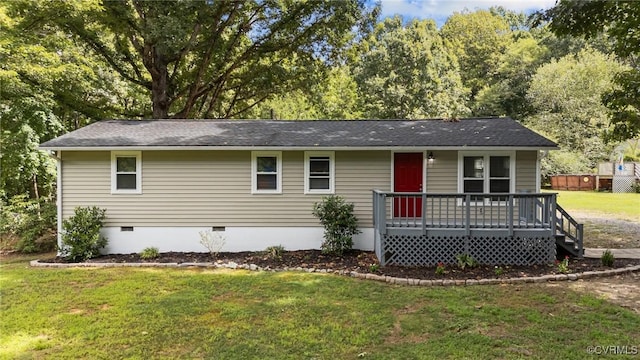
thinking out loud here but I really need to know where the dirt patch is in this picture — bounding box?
[554,272,640,313]
[38,250,640,281]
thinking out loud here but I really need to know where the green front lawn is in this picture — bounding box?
[547,190,640,221]
[2,255,639,359]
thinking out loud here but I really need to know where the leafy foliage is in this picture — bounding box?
[0,195,56,253]
[354,16,469,119]
[455,253,478,269]
[441,10,511,101]
[526,48,626,169]
[140,247,160,260]
[540,150,591,182]
[312,196,360,255]
[600,249,615,267]
[11,0,371,119]
[60,206,107,262]
[264,245,285,261]
[540,0,640,140]
[474,36,548,119]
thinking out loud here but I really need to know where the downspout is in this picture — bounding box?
[48,151,63,254]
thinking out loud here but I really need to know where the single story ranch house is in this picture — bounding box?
[40,117,583,266]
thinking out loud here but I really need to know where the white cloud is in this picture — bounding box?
[378,0,556,24]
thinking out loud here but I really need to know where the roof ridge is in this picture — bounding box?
[100,117,510,122]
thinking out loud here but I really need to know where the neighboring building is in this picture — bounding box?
[41,118,581,265]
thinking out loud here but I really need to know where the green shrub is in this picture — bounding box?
[140,247,160,260]
[555,255,570,274]
[312,195,360,255]
[601,249,615,267]
[455,253,478,269]
[540,150,591,185]
[60,206,107,262]
[0,195,57,253]
[264,245,285,260]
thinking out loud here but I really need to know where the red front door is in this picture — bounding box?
[394,153,423,217]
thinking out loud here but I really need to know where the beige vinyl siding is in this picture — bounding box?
[425,150,538,193]
[61,150,390,228]
[425,150,457,193]
[515,151,537,192]
[336,151,391,226]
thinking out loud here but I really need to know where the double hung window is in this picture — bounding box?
[459,152,514,201]
[252,151,282,194]
[304,152,335,194]
[111,151,142,194]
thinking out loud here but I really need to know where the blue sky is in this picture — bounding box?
[377,0,557,26]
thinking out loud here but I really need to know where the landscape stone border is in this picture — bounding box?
[30,260,640,286]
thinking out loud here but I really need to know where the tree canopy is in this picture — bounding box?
[526,48,627,167]
[540,0,640,140]
[1,3,638,204]
[11,0,370,119]
[354,17,469,119]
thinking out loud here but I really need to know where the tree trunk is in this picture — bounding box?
[151,64,169,119]
[146,49,170,119]
[33,173,41,218]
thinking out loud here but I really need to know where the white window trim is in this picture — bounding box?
[457,151,515,203]
[111,151,142,194]
[251,151,282,194]
[304,151,335,195]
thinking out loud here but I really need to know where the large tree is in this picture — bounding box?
[1,3,140,199]
[474,36,548,119]
[11,0,370,119]
[253,65,361,120]
[353,16,469,119]
[526,48,627,167]
[440,10,512,103]
[539,0,640,140]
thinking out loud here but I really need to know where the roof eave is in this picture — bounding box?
[39,145,560,152]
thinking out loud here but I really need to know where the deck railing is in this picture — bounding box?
[372,190,557,236]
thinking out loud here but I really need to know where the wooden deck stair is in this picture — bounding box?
[555,204,584,258]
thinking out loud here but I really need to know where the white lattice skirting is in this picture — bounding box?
[613,176,637,193]
[380,234,555,266]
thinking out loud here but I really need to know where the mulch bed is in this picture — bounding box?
[39,250,640,281]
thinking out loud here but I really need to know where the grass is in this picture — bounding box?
[547,190,640,222]
[544,190,640,248]
[2,254,639,359]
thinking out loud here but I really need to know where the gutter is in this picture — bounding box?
[39,145,560,152]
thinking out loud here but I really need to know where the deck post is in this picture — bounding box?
[508,194,514,236]
[464,194,471,254]
[550,193,557,237]
[464,194,471,237]
[422,193,427,235]
[576,223,584,255]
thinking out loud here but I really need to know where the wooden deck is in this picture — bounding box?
[372,191,582,266]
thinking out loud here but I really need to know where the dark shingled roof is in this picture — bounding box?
[40,118,557,149]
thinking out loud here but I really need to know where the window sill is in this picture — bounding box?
[304,190,335,195]
[251,190,282,195]
[111,190,142,195]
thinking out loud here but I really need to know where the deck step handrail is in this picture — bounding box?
[555,203,584,257]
